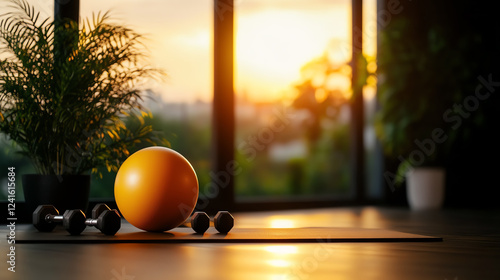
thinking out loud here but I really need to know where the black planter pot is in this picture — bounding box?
[22,174,91,218]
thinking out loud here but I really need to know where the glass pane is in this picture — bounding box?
[81,0,213,199]
[0,0,212,200]
[234,0,354,199]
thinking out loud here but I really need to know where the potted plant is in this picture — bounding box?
[375,9,478,210]
[0,0,166,215]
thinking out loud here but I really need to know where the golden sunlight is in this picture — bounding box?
[73,0,375,103]
[264,245,299,255]
[268,218,296,228]
[236,4,350,102]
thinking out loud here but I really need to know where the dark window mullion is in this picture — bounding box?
[351,0,365,203]
[210,0,235,212]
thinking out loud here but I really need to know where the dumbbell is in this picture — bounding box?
[184,211,234,234]
[33,205,86,235]
[184,211,210,234]
[86,203,121,235]
[213,211,234,234]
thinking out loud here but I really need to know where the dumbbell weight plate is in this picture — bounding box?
[88,203,121,235]
[62,210,87,235]
[92,203,111,219]
[96,210,122,235]
[190,212,210,234]
[214,211,234,234]
[33,205,59,232]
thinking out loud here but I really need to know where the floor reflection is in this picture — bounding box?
[268,218,296,228]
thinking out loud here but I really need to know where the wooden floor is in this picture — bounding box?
[2,206,500,280]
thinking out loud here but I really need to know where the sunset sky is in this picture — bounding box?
[26,0,376,103]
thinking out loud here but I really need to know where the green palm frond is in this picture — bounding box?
[0,0,168,176]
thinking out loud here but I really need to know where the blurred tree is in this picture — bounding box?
[292,51,372,146]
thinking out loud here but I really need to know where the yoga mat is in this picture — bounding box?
[9,222,442,244]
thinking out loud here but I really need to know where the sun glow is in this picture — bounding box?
[236,5,349,102]
[237,11,326,79]
[268,218,296,228]
[75,0,375,103]
[264,246,298,254]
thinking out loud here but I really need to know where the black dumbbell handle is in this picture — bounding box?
[85,219,99,226]
[45,214,64,222]
[85,210,121,235]
[46,210,86,235]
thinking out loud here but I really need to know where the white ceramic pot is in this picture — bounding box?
[406,167,445,210]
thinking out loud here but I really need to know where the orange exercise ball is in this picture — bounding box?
[114,146,199,232]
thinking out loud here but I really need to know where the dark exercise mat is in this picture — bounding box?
[9,222,442,244]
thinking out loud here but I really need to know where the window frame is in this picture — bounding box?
[1,0,373,224]
[206,0,367,212]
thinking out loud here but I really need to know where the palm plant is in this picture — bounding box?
[0,0,167,177]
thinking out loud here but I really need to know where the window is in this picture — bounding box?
[234,0,354,201]
[0,0,214,203]
[80,0,215,200]
[0,0,383,213]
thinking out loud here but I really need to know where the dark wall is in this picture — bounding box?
[380,0,500,208]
